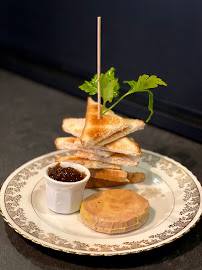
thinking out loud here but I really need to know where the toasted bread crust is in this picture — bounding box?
[62,118,85,137]
[55,156,120,169]
[89,168,127,181]
[81,98,129,147]
[55,137,78,151]
[76,151,139,167]
[96,119,145,146]
[55,137,113,157]
[85,178,128,188]
[127,172,146,183]
[99,137,142,156]
[55,136,141,157]
[85,172,146,188]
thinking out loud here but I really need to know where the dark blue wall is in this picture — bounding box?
[0,0,202,141]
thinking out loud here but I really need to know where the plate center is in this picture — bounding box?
[31,170,175,239]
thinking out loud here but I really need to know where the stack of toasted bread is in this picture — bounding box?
[55,97,146,188]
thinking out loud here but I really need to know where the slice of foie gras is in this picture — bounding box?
[80,189,149,234]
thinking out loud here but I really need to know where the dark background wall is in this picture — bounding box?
[0,0,201,142]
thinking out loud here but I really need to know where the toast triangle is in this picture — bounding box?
[80,97,129,148]
[96,118,145,146]
[62,118,85,137]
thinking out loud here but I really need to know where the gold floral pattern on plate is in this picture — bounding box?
[0,150,201,256]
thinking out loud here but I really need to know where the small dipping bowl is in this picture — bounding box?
[44,162,90,214]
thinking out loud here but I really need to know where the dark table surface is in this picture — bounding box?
[0,69,201,270]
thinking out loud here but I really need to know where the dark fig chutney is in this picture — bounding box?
[48,163,86,182]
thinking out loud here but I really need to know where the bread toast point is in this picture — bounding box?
[55,156,120,169]
[62,118,85,137]
[89,168,128,181]
[76,151,139,167]
[96,119,145,146]
[80,98,129,148]
[85,178,128,188]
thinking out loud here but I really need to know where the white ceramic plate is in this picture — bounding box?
[0,150,201,256]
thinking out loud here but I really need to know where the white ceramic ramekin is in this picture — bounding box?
[44,162,90,214]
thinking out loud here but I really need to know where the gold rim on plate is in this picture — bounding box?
[0,149,201,256]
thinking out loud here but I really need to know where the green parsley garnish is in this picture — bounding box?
[79,67,167,122]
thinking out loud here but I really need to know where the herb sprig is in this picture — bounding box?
[79,67,167,122]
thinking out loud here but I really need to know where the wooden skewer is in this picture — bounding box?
[97,16,101,119]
